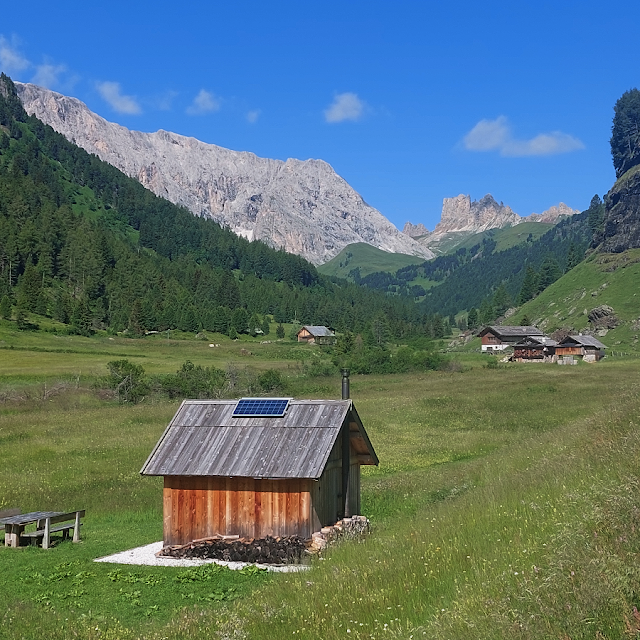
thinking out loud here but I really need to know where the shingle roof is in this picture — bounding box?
[559,335,607,349]
[513,336,558,347]
[478,325,544,339]
[300,326,335,337]
[140,399,377,479]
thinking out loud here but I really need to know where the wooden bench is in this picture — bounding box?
[21,510,85,549]
[0,508,21,531]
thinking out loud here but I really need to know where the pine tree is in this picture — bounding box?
[0,295,12,320]
[71,298,94,336]
[16,262,43,312]
[518,266,538,305]
[565,241,582,271]
[276,323,285,339]
[467,308,479,330]
[479,298,495,325]
[611,89,640,178]
[249,313,260,337]
[492,283,512,317]
[231,307,249,334]
[586,195,605,235]
[128,300,146,337]
[538,256,562,290]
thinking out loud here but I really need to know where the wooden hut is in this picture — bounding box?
[512,336,557,362]
[296,326,336,345]
[477,326,544,352]
[555,335,606,362]
[140,397,378,546]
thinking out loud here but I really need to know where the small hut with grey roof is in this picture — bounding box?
[556,334,607,362]
[296,325,336,345]
[140,394,378,546]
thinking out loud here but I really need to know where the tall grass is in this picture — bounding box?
[1,358,640,638]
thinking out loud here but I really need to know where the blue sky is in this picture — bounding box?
[0,1,635,231]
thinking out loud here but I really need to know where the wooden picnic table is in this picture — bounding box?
[1,510,85,549]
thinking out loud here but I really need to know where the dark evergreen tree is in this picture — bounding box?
[467,307,479,330]
[249,312,260,337]
[16,262,43,312]
[479,298,495,325]
[231,307,249,334]
[611,88,640,178]
[565,241,582,271]
[492,283,512,317]
[128,299,146,337]
[586,194,605,236]
[538,256,562,291]
[370,312,390,346]
[70,297,94,336]
[518,265,539,305]
[0,294,12,319]
[276,323,285,338]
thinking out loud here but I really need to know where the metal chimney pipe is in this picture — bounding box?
[341,368,350,400]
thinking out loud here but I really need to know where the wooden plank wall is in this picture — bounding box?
[349,462,361,515]
[556,346,582,356]
[163,476,313,545]
[312,436,362,526]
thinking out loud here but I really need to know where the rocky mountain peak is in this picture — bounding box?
[403,194,580,248]
[16,82,434,266]
[435,193,520,234]
[402,221,430,238]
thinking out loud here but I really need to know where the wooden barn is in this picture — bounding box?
[512,336,557,363]
[477,325,544,352]
[140,395,378,546]
[555,335,607,362]
[296,325,336,345]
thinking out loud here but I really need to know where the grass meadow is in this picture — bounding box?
[2,332,640,639]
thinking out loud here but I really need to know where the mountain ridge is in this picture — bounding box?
[403,194,580,252]
[16,82,434,266]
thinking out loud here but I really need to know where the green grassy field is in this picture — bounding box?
[2,333,640,639]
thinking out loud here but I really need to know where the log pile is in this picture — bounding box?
[159,534,307,565]
[158,516,371,564]
[309,516,370,552]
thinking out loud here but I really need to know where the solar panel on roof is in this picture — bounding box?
[233,398,290,417]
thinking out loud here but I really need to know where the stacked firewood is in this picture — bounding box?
[159,534,307,564]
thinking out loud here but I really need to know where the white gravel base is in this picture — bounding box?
[94,541,309,572]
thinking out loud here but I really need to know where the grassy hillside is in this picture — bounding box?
[510,248,640,352]
[2,335,640,639]
[318,242,425,278]
[426,221,553,256]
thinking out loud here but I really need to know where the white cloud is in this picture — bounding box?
[246,109,260,124]
[186,89,221,115]
[31,63,67,89]
[324,92,365,123]
[463,116,584,157]
[96,81,141,115]
[0,35,30,75]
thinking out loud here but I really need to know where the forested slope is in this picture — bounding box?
[352,211,592,319]
[0,74,446,339]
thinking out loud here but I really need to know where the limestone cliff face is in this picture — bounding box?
[403,194,579,248]
[402,221,429,238]
[434,194,520,235]
[17,83,433,265]
[595,166,640,252]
